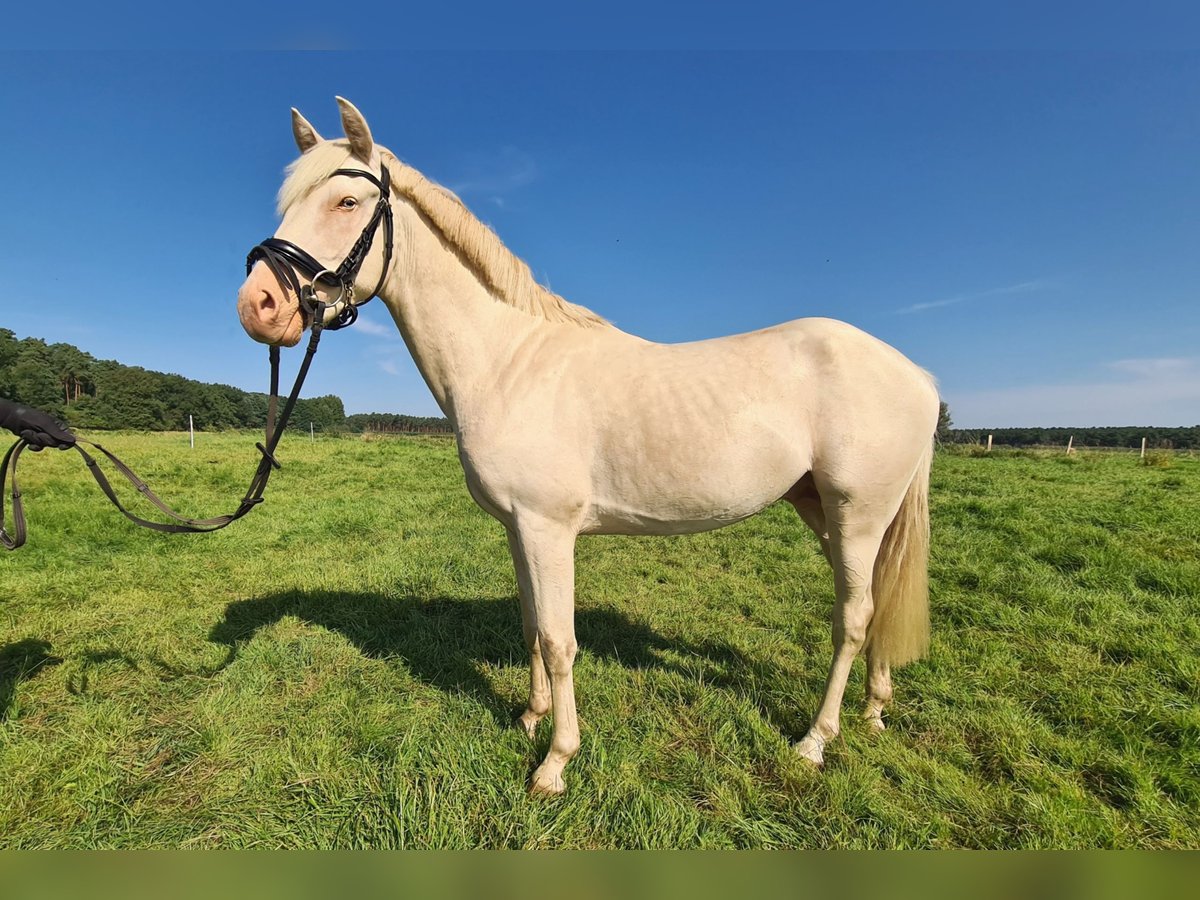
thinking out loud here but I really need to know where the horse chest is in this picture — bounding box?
[455,418,598,527]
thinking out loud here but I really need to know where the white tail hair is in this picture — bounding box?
[865,440,933,667]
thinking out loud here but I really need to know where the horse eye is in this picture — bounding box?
[339,197,358,209]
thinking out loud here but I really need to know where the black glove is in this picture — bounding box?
[0,399,77,451]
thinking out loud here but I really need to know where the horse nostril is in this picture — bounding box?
[258,290,276,316]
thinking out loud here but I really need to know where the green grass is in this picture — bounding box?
[1,432,1197,847]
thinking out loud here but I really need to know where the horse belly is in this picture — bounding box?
[583,500,767,536]
[582,428,807,536]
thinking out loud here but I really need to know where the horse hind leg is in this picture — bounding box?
[795,513,891,767]
[787,476,891,734]
[862,653,892,732]
[795,443,933,765]
[787,472,883,748]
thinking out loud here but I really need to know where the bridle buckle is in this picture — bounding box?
[301,269,348,332]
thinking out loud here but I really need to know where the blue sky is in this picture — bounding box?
[1,49,1197,427]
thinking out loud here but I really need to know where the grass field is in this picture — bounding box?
[1,432,1196,848]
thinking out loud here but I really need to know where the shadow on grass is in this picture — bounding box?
[67,648,145,696]
[0,638,63,720]
[208,590,816,739]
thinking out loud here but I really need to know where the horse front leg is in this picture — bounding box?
[507,529,551,739]
[510,514,580,796]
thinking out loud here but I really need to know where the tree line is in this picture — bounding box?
[343,413,453,434]
[945,426,1199,450]
[937,401,1198,448]
[0,329,350,432]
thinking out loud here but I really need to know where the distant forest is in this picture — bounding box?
[343,413,453,434]
[0,329,451,433]
[946,426,1199,450]
[934,400,1198,449]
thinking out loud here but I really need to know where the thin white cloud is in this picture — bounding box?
[946,357,1200,427]
[345,306,401,341]
[1107,357,1196,378]
[352,317,398,339]
[896,279,1050,315]
[448,147,538,197]
[379,358,401,376]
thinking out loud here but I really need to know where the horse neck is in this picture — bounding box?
[377,200,544,426]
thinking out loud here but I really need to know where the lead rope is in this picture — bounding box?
[1,327,322,550]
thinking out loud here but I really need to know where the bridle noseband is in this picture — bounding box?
[245,164,394,332]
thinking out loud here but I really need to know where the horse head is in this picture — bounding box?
[237,98,394,346]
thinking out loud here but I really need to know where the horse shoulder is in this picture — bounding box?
[453,351,599,527]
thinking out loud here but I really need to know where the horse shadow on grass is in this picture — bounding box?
[0,638,63,721]
[208,590,820,740]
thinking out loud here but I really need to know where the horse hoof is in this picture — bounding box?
[529,766,565,797]
[795,735,825,768]
[517,711,542,740]
[863,714,886,733]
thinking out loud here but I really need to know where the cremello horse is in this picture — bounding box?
[237,99,940,795]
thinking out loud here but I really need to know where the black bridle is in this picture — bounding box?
[246,164,394,332]
[1,163,395,550]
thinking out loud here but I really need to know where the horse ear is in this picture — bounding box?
[336,96,374,161]
[291,108,323,153]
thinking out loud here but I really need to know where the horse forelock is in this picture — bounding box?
[276,140,358,216]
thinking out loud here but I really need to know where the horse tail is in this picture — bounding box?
[865,438,933,667]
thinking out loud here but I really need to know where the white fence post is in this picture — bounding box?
[189,415,194,449]
[1140,437,1147,459]
[1066,435,1074,455]
[986,434,993,452]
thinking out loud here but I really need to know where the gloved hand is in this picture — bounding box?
[0,399,77,451]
